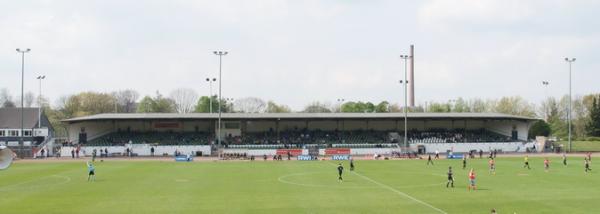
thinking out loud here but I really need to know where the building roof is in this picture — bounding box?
[0,108,43,129]
[63,112,537,123]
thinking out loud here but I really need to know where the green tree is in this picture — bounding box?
[266,101,292,113]
[303,102,332,113]
[494,96,536,117]
[340,101,357,112]
[453,97,470,112]
[340,101,376,113]
[61,92,117,117]
[529,120,551,138]
[137,96,156,113]
[470,98,487,112]
[136,92,175,113]
[428,102,450,112]
[544,96,567,138]
[194,96,232,113]
[586,96,600,137]
[375,101,390,113]
[44,106,68,137]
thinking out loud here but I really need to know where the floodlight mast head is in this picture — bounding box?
[16,48,31,53]
[213,51,228,56]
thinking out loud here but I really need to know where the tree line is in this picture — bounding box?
[1,87,599,140]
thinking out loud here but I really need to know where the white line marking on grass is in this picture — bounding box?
[350,171,447,214]
[325,162,447,214]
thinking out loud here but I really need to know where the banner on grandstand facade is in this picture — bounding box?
[175,155,193,162]
[446,153,464,159]
[276,149,302,156]
[325,148,350,155]
[297,155,314,161]
[331,155,350,161]
[153,122,181,129]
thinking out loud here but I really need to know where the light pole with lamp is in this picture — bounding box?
[542,81,550,121]
[565,58,575,152]
[17,48,31,158]
[447,99,457,112]
[36,75,45,129]
[213,51,228,158]
[206,77,217,113]
[337,98,345,113]
[400,54,411,148]
[225,98,234,112]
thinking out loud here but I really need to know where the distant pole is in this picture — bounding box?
[337,98,345,113]
[36,75,45,128]
[400,55,411,148]
[17,48,31,158]
[448,99,456,112]
[542,81,549,121]
[213,51,228,158]
[206,78,216,113]
[565,58,576,153]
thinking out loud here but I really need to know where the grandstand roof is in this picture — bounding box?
[0,107,46,129]
[63,112,537,123]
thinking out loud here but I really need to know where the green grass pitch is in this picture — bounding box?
[0,157,596,214]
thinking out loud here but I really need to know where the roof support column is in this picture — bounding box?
[464,120,467,143]
[276,119,280,143]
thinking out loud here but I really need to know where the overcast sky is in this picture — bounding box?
[1,0,598,111]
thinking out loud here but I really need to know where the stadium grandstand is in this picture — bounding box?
[60,112,537,157]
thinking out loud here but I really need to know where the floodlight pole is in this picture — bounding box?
[400,55,411,149]
[37,75,45,128]
[337,98,345,113]
[214,51,228,158]
[542,81,549,121]
[565,58,575,153]
[206,78,216,113]
[17,48,31,159]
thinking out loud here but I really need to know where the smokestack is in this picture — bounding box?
[409,45,415,107]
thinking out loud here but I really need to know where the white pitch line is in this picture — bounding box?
[351,171,447,214]
[326,162,447,214]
